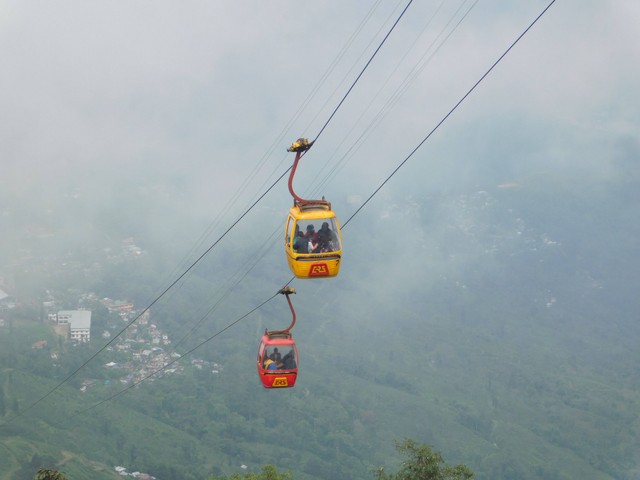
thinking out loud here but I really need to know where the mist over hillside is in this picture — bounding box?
[3,162,638,479]
[1,2,639,479]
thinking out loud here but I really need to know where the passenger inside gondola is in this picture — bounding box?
[272,348,282,363]
[294,219,340,253]
[282,349,296,369]
[293,229,308,253]
[305,224,319,253]
[264,355,281,370]
[317,222,337,252]
[263,346,296,371]
[263,348,281,370]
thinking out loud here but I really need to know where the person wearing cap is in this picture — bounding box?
[264,357,277,370]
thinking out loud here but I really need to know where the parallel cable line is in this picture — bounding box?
[343,0,557,228]
[312,0,478,198]
[312,0,414,145]
[299,0,406,142]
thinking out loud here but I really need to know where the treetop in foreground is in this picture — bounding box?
[208,464,292,480]
[374,439,474,480]
[33,469,68,480]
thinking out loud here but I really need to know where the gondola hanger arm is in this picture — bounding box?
[287,138,331,208]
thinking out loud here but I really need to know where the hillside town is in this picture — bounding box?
[0,236,223,392]
[39,293,223,391]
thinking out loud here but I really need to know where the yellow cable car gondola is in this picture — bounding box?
[284,138,343,279]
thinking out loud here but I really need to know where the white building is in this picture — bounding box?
[0,289,15,310]
[58,310,92,343]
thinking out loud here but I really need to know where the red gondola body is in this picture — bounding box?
[257,287,299,389]
[257,332,299,388]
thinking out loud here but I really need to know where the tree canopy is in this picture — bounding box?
[208,464,292,480]
[33,469,68,480]
[374,439,474,480]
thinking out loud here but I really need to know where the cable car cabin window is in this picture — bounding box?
[294,219,341,254]
[286,216,296,251]
[262,345,297,371]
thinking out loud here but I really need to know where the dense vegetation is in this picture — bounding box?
[33,469,68,480]
[203,441,474,480]
[208,465,292,480]
[374,440,473,480]
[1,172,639,479]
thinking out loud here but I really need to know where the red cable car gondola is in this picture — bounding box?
[257,287,299,388]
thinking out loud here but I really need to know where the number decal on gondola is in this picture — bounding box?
[273,377,289,387]
[309,263,329,276]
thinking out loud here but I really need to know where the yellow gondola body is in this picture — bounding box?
[284,203,342,278]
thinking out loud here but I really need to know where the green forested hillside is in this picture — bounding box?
[1,176,639,480]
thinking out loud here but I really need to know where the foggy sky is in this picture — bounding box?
[1,1,638,300]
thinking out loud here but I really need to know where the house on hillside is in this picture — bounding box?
[57,310,92,343]
[0,289,16,310]
[101,297,134,314]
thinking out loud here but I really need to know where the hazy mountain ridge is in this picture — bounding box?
[1,173,639,479]
[334,179,639,479]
